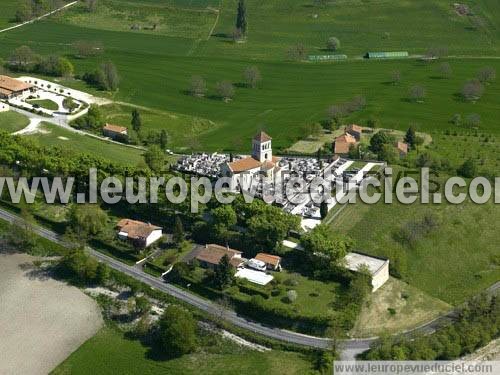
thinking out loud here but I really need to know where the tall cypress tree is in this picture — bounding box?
[236,0,247,35]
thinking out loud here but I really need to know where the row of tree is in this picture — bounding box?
[6,45,73,77]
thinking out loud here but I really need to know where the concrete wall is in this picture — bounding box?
[371,261,390,291]
[145,229,163,247]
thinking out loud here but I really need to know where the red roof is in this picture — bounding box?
[116,219,161,240]
[255,253,282,266]
[334,133,357,154]
[103,123,128,134]
[253,131,272,142]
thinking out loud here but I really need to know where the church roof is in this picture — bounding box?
[253,131,272,142]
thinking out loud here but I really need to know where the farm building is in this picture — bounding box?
[345,124,363,141]
[365,51,408,59]
[221,131,281,191]
[344,252,389,292]
[0,75,34,99]
[116,219,162,248]
[334,133,357,155]
[103,124,128,140]
[254,253,282,271]
[190,244,246,270]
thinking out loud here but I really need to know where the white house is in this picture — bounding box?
[116,219,162,248]
[221,131,281,191]
[344,252,389,292]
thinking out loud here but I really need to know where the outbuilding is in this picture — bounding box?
[344,252,389,291]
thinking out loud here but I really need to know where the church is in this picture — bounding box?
[221,131,281,192]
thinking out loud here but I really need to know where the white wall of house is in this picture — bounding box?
[145,229,163,247]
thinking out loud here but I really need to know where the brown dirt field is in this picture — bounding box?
[0,253,103,375]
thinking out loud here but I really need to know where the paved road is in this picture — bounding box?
[1,207,498,357]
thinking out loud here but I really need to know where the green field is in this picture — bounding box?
[0,0,20,29]
[30,123,146,166]
[0,1,499,151]
[0,111,30,133]
[198,0,500,60]
[27,99,59,111]
[52,327,314,375]
[332,178,500,305]
[59,0,218,39]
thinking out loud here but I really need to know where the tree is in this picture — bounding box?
[477,67,496,84]
[66,204,108,245]
[57,57,74,77]
[243,66,262,88]
[320,201,328,219]
[213,254,234,290]
[457,158,476,178]
[369,131,395,155]
[173,216,184,245]
[159,130,169,149]
[287,43,306,61]
[465,113,481,128]
[408,85,426,102]
[73,104,103,130]
[462,79,484,101]
[189,75,207,97]
[216,80,235,101]
[131,109,142,133]
[73,40,103,58]
[59,249,99,283]
[326,104,344,126]
[326,37,340,51]
[286,290,298,303]
[390,70,401,85]
[309,122,323,138]
[84,0,98,13]
[15,1,33,22]
[7,45,39,72]
[301,225,353,267]
[144,145,166,173]
[438,62,452,79]
[404,126,416,148]
[212,205,237,228]
[101,61,120,91]
[134,295,151,316]
[158,305,197,356]
[235,0,247,35]
[95,262,110,284]
[451,113,462,126]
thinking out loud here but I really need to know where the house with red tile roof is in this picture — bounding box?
[334,133,357,155]
[116,219,162,248]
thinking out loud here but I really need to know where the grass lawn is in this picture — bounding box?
[350,277,451,338]
[0,0,20,29]
[52,327,314,375]
[59,0,219,40]
[331,171,500,305]
[27,99,59,111]
[197,0,500,60]
[28,123,146,167]
[1,15,499,151]
[0,111,30,133]
[99,103,220,151]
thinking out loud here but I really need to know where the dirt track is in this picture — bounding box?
[0,253,103,375]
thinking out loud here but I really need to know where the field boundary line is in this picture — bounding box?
[0,1,78,34]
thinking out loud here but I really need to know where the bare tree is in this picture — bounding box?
[390,70,401,85]
[424,46,448,59]
[189,75,207,97]
[216,81,235,101]
[84,0,98,12]
[408,85,426,102]
[287,43,306,61]
[326,104,345,125]
[477,67,496,84]
[462,79,484,101]
[243,66,262,88]
[465,113,481,128]
[437,62,452,79]
[73,40,103,58]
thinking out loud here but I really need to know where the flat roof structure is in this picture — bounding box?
[344,252,388,275]
[235,268,274,286]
